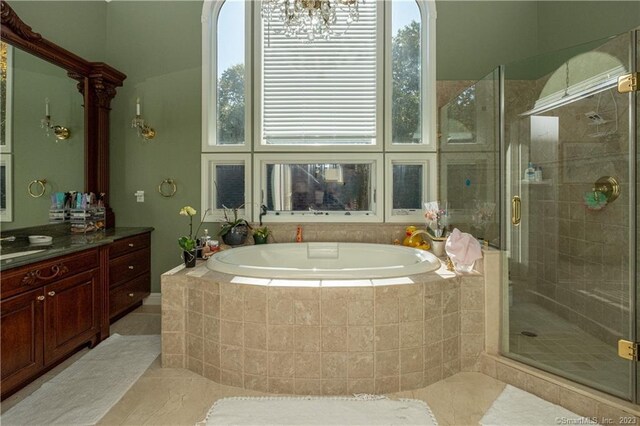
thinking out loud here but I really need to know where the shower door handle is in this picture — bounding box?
[511,196,521,226]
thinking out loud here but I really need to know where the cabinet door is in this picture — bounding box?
[1,288,45,397]
[44,269,100,365]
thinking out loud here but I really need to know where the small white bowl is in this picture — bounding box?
[29,235,53,245]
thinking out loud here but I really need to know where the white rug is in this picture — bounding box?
[199,395,438,425]
[480,385,598,426]
[2,333,160,426]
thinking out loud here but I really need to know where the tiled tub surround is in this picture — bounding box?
[161,265,486,395]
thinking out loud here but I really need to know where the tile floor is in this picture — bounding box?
[2,305,519,425]
[509,302,628,397]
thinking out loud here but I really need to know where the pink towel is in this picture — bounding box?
[445,228,483,266]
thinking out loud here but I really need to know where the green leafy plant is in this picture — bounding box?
[178,206,208,251]
[219,205,251,237]
[252,226,271,238]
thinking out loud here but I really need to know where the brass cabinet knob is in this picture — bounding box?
[36,295,45,301]
[48,291,56,297]
[128,266,134,270]
[128,293,134,297]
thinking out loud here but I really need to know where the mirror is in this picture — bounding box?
[0,41,84,229]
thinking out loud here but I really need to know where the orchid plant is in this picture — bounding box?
[178,206,208,252]
[423,201,449,238]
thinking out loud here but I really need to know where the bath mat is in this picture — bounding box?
[480,385,597,426]
[1,333,160,426]
[199,395,438,425]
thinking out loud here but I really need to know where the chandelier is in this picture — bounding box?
[261,0,362,41]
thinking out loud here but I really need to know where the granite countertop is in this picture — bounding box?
[0,225,154,271]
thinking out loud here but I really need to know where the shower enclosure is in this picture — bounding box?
[501,30,638,401]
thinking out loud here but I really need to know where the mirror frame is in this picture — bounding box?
[0,0,126,227]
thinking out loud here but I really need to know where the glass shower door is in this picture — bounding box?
[503,32,635,400]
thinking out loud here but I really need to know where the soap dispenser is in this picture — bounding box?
[524,162,535,181]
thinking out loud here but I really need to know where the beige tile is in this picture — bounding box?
[375,325,399,351]
[424,341,443,370]
[187,334,204,361]
[424,365,443,386]
[347,287,374,301]
[244,374,268,392]
[375,350,399,376]
[348,300,374,325]
[220,296,244,322]
[401,372,424,391]
[424,293,442,320]
[294,300,321,325]
[479,354,497,378]
[443,336,459,361]
[461,310,484,334]
[268,298,294,325]
[220,283,244,299]
[269,378,295,394]
[348,352,374,378]
[294,326,321,352]
[244,297,267,324]
[161,353,184,368]
[401,347,423,374]
[399,298,423,322]
[294,379,322,395]
[295,353,322,378]
[442,287,460,314]
[244,285,267,300]
[397,283,423,299]
[322,326,348,352]
[244,349,268,376]
[375,286,400,300]
[220,344,243,372]
[400,321,423,348]
[161,285,185,311]
[203,291,220,318]
[443,359,461,378]
[375,298,399,325]
[423,279,444,295]
[220,369,243,387]
[203,363,220,382]
[267,325,294,351]
[322,379,349,396]
[268,352,295,377]
[244,323,267,350]
[525,374,560,405]
[461,280,484,311]
[559,388,598,419]
[203,315,220,342]
[321,299,348,325]
[161,309,184,332]
[188,356,203,375]
[203,339,220,367]
[220,320,243,347]
[162,333,184,355]
[187,288,203,313]
[424,316,443,344]
[348,326,374,352]
[597,403,638,426]
[322,353,348,378]
[187,311,203,337]
[348,379,375,394]
[461,334,484,358]
[495,362,527,389]
[375,376,399,394]
[442,312,460,338]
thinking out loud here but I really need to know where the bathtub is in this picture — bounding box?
[206,242,441,280]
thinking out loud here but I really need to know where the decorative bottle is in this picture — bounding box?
[524,162,535,181]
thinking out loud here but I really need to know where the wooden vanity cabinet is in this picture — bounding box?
[108,233,151,320]
[0,249,101,399]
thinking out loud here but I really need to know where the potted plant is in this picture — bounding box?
[219,206,251,246]
[178,206,207,267]
[252,226,271,245]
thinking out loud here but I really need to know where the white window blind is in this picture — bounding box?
[261,2,378,146]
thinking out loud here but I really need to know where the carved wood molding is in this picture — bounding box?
[0,0,41,42]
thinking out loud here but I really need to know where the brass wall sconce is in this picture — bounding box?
[40,98,70,140]
[131,97,156,140]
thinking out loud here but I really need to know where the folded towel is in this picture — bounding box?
[445,228,483,266]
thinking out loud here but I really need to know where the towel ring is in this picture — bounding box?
[28,179,47,198]
[158,178,177,198]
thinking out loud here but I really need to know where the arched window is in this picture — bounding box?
[202,0,437,222]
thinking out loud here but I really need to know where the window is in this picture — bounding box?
[202,0,436,222]
[201,154,251,221]
[254,154,383,222]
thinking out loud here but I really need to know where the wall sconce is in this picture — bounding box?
[40,98,70,140]
[131,97,156,140]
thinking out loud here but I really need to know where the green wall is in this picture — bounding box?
[4,0,639,292]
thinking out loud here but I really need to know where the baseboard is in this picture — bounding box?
[143,293,161,305]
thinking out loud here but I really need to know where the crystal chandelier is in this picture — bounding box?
[261,0,362,41]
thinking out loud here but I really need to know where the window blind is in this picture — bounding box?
[262,2,378,145]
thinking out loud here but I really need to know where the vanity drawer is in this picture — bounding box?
[109,249,150,288]
[109,233,150,259]
[109,274,149,318]
[1,249,99,300]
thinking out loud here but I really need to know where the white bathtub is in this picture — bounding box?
[206,242,441,280]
